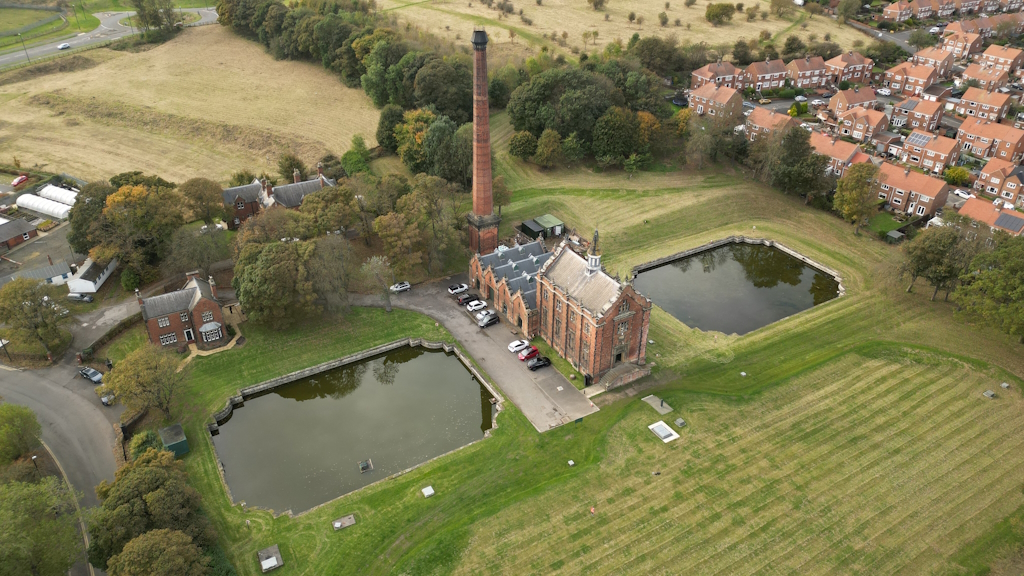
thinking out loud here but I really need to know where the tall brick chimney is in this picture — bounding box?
[293,168,301,184]
[466,28,500,254]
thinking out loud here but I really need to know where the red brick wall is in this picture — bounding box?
[226,200,260,230]
[145,297,225,348]
[2,228,37,250]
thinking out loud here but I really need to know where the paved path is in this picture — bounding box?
[352,276,599,433]
[0,8,218,68]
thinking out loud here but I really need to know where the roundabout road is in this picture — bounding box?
[0,8,218,69]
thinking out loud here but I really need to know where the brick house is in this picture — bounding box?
[901,129,961,174]
[979,44,1024,74]
[891,97,944,130]
[941,32,984,56]
[876,162,951,216]
[824,51,875,84]
[958,196,1024,234]
[688,82,743,120]
[929,0,957,17]
[955,87,1012,120]
[535,234,652,387]
[957,117,1024,161]
[809,131,872,177]
[884,63,938,96]
[786,56,828,89]
[837,108,889,142]
[953,0,982,13]
[883,0,913,20]
[745,107,801,141]
[468,241,552,334]
[0,219,37,251]
[962,63,1010,90]
[909,0,934,18]
[138,272,227,349]
[745,58,789,92]
[975,157,1024,202]
[691,61,746,89]
[999,0,1024,12]
[830,87,878,115]
[982,0,1001,11]
[222,167,337,230]
[912,46,955,78]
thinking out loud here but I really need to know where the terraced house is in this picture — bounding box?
[891,97,944,131]
[883,0,913,20]
[690,61,746,90]
[956,117,1024,162]
[909,0,934,18]
[688,82,742,120]
[836,108,888,142]
[955,87,1012,120]
[876,162,950,217]
[222,166,337,230]
[745,107,800,142]
[912,46,954,78]
[928,0,957,17]
[824,51,874,84]
[786,56,828,89]
[809,131,871,177]
[468,241,552,334]
[745,59,788,92]
[884,63,937,96]
[829,87,877,115]
[979,45,1024,74]
[900,130,961,175]
[953,0,982,13]
[942,31,984,57]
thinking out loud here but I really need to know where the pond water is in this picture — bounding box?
[212,347,494,514]
[633,243,840,335]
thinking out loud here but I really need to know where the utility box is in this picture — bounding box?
[159,423,189,458]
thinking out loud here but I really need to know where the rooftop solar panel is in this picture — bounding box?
[994,212,1024,233]
[906,132,932,147]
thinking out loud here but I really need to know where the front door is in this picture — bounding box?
[183,329,194,342]
[614,353,622,364]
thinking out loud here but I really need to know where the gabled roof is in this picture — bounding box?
[959,117,1024,144]
[140,276,217,321]
[825,51,872,69]
[477,240,547,271]
[693,61,742,79]
[982,44,1024,61]
[689,83,739,106]
[963,63,1009,82]
[787,55,826,72]
[809,131,861,164]
[914,46,952,62]
[878,162,949,198]
[895,97,941,116]
[835,88,877,105]
[839,107,888,127]
[0,260,71,288]
[884,0,911,10]
[943,31,982,46]
[905,129,958,156]
[981,157,1016,177]
[539,243,622,316]
[222,179,261,205]
[269,175,336,208]
[958,196,1024,234]
[746,107,799,131]
[961,86,1011,108]
[0,219,36,243]
[746,58,787,77]
[886,62,936,81]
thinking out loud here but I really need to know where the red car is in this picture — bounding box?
[11,175,28,187]
[518,346,539,361]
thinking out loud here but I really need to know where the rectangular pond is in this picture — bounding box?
[212,347,494,514]
[633,243,840,335]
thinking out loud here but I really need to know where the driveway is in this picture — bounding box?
[0,8,218,68]
[0,222,85,277]
[352,277,599,433]
[70,296,140,349]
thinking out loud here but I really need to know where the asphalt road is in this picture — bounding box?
[0,8,218,68]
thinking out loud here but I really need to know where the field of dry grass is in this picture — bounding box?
[381,0,869,58]
[0,25,380,183]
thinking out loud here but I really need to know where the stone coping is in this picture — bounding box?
[205,338,504,518]
[630,235,846,297]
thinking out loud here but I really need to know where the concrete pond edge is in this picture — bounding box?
[205,337,505,518]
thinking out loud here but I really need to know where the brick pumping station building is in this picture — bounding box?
[465,29,652,386]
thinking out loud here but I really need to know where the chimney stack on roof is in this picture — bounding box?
[135,288,143,307]
[209,275,218,300]
[46,254,52,266]
[261,177,271,198]
[317,162,323,178]
[293,168,301,184]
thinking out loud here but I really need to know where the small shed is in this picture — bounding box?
[257,544,283,573]
[534,214,564,237]
[159,423,189,458]
[885,230,905,244]
[519,219,545,240]
[66,257,118,294]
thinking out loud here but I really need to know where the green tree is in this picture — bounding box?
[361,255,394,312]
[0,278,72,358]
[492,175,512,217]
[299,185,357,235]
[562,132,588,164]
[836,0,859,22]
[277,153,307,183]
[317,154,348,181]
[705,2,735,24]
[745,5,758,19]
[782,35,806,59]
[233,240,318,328]
[509,130,540,160]
[0,477,82,576]
[423,117,472,187]
[414,58,473,125]
[160,227,225,280]
[533,129,565,168]
[833,162,880,234]
[376,104,405,153]
[227,170,257,187]
[659,11,669,25]
[99,344,188,418]
[360,39,408,107]
[506,67,616,144]
[732,39,755,65]
[394,108,437,174]
[309,234,355,314]
[373,211,423,277]
[901,225,964,298]
[88,184,185,277]
[907,28,937,50]
[943,166,971,187]
[341,134,372,175]
[592,106,639,166]
[178,178,225,226]
[107,529,210,576]
[67,182,115,255]
[770,0,791,16]
[0,402,41,465]
[128,429,162,461]
[489,76,511,109]
[954,235,1024,341]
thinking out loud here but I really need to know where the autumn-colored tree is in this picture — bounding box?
[636,111,661,153]
[99,344,188,418]
[833,162,880,234]
[177,178,224,226]
[107,530,210,576]
[89,184,185,277]
[394,109,438,174]
[299,185,357,235]
[361,256,394,312]
[672,108,692,138]
[492,175,512,217]
[373,211,423,276]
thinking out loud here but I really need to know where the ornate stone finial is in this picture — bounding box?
[586,228,601,276]
[590,228,599,255]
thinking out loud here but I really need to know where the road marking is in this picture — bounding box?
[0,364,20,372]
[41,440,96,576]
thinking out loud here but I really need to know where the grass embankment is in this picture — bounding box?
[172,151,1024,574]
[0,8,57,32]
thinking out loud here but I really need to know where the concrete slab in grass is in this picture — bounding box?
[641,394,672,415]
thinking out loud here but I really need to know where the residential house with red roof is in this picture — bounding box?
[688,83,743,120]
[824,51,874,84]
[837,108,889,142]
[941,31,984,57]
[883,0,913,20]
[979,44,1024,74]
[830,87,877,115]
[999,0,1024,12]
[976,157,1022,199]
[786,56,828,89]
[691,61,746,90]
[745,59,789,92]
[962,62,1010,89]
[955,87,1012,120]
[891,97,944,131]
[958,196,1024,233]
[876,162,950,216]
[953,0,982,13]
[929,0,957,17]
[912,46,955,78]
[884,63,938,96]
[809,131,872,177]
[900,129,961,175]
[909,0,934,18]
[957,117,1024,162]
[745,107,801,141]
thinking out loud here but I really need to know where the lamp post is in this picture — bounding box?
[17,33,29,64]
[31,455,38,474]
[0,339,11,363]
[71,4,81,30]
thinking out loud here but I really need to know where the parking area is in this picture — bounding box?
[353,276,599,432]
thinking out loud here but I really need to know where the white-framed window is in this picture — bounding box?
[893,197,903,205]
[236,201,244,210]
[159,333,177,346]
[180,312,188,322]
[1009,182,1017,189]
[202,328,223,342]
[896,189,905,196]
[22,233,30,240]
[202,311,214,322]
[916,205,926,215]
[158,317,170,328]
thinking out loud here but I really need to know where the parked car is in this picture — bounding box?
[57,43,71,50]
[742,101,756,109]
[820,92,834,99]
[518,346,539,361]
[475,309,496,321]
[876,88,892,96]
[507,339,530,353]
[448,283,468,295]
[811,99,826,108]
[929,26,941,34]
[478,315,499,328]
[953,189,973,199]
[527,356,551,371]
[79,367,103,384]
[100,392,115,406]
[758,98,772,104]
[456,293,479,305]
[794,95,807,102]
[389,281,411,293]
[800,123,813,131]
[11,175,28,187]
[467,300,486,312]
[743,109,753,117]
[66,293,93,303]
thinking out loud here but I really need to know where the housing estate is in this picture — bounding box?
[786,56,828,89]
[876,162,950,216]
[957,118,1024,162]
[690,61,746,90]
[137,272,227,349]
[979,44,1024,73]
[899,130,961,175]
[942,31,984,56]
[912,46,954,78]
[809,131,871,177]
[961,62,1010,90]
[745,59,788,92]
[836,108,888,142]
[830,88,877,115]
[745,107,800,141]
[688,83,742,119]
[884,63,937,96]
[891,97,944,131]
[824,52,875,84]
[883,0,913,21]
[958,196,1024,234]
[955,87,1012,120]
[976,157,1024,203]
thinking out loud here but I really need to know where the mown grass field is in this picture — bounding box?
[0,8,56,32]
[153,144,1024,575]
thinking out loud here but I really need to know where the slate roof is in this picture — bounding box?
[477,241,547,271]
[541,246,622,316]
[0,259,71,287]
[140,276,217,321]
[222,179,262,205]
[270,175,337,208]
[0,219,36,243]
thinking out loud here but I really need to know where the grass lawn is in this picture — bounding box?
[530,335,584,389]
[94,324,147,364]
[0,8,57,32]
[162,154,1024,575]
[867,212,918,236]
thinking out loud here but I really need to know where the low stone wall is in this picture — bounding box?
[631,236,846,297]
[206,338,504,517]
